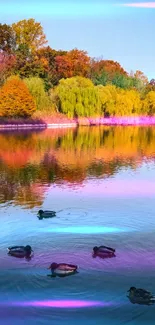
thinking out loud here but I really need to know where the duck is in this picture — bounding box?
[48,263,78,277]
[93,245,116,259]
[37,210,56,220]
[127,287,155,305]
[7,245,33,258]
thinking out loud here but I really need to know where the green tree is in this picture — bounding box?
[92,71,108,86]
[56,76,101,118]
[112,74,133,89]
[24,77,51,110]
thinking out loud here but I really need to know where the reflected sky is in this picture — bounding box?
[39,226,131,234]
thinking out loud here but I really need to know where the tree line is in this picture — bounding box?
[0,18,155,118]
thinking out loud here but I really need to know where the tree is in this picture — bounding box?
[97,85,142,116]
[134,70,148,85]
[24,77,51,110]
[55,49,90,79]
[56,76,101,118]
[149,79,155,86]
[0,76,36,117]
[14,44,45,79]
[0,24,16,53]
[90,59,127,81]
[112,74,133,89]
[36,46,67,87]
[143,91,155,116]
[12,19,47,53]
[97,84,117,116]
[114,89,141,116]
[92,71,108,86]
[0,52,16,86]
[145,79,155,94]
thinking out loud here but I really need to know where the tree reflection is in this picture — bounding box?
[0,126,155,207]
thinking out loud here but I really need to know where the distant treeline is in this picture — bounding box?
[0,18,155,118]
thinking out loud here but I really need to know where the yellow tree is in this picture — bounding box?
[97,84,118,116]
[12,19,47,53]
[143,91,155,115]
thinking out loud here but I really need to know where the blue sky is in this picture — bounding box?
[0,0,154,80]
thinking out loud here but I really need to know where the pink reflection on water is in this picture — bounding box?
[80,179,155,197]
[17,300,109,308]
[51,178,155,197]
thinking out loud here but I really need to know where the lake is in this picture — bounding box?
[0,126,155,325]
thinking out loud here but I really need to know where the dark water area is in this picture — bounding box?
[0,126,155,325]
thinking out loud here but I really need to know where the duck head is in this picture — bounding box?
[38,210,44,216]
[93,246,98,253]
[38,210,44,219]
[25,245,32,254]
[128,287,136,294]
[48,263,58,270]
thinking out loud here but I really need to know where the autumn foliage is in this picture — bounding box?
[0,52,16,86]
[0,18,155,119]
[55,49,90,79]
[0,76,36,117]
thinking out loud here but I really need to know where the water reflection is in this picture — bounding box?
[0,126,155,207]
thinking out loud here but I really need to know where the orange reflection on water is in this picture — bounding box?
[0,126,155,206]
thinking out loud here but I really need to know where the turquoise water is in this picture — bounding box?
[0,126,155,324]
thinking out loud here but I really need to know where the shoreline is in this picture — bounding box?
[0,116,155,129]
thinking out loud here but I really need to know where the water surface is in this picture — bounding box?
[0,126,155,325]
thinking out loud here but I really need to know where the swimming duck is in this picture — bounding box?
[127,287,155,305]
[7,245,33,258]
[93,246,115,258]
[48,263,78,277]
[37,210,56,220]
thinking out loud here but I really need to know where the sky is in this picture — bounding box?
[0,0,155,80]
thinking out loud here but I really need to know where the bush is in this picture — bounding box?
[0,76,36,117]
[24,77,51,110]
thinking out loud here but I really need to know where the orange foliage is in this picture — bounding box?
[91,59,127,79]
[0,76,36,117]
[55,49,90,79]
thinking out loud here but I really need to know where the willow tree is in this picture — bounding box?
[56,76,102,118]
[24,77,51,110]
[143,91,155,116]
[97,84,118,116]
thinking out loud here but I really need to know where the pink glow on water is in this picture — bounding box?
[53,179,155,197]
[16,300,109,308]
[83,180,155,197]
[122,2,155,8]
